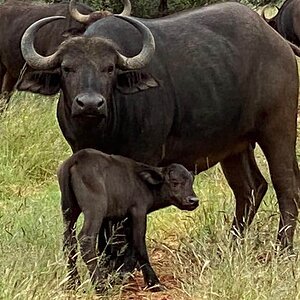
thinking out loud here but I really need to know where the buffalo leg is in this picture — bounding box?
[221,145,268,237]
[62,205,81,289]
[131,210,162,290]
[97,218,138,275]
[0,64,7,110]
[2,72,16,93]
[257,119,300,251]
[79,210,104,290]
[0,71,16,110]
[0,63,5,92]
[120,217,138,274]
[97,219,112,263]
[158,0,168,16]
[97,219,129,272]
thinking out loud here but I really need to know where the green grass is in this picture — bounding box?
[0,91,300,300]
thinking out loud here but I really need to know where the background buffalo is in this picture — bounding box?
[0,0,130,105]
[261,0,300,46]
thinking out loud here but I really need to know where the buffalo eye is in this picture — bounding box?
[103,65,114,75]
[62,66,74,74]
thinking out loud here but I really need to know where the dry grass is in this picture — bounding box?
[1,89,300,299]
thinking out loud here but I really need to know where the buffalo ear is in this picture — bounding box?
[138,167,164,185]
[16,69,61,95]
[116,70,159,94]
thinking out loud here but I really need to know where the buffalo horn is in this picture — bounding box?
[69,0,132,24]
[261,6,270,22]
[21,16,64,70]
[114,16,155,70]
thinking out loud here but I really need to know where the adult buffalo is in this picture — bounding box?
[0,0,130,104]
[261,0,300,46]
[19,2,300,253]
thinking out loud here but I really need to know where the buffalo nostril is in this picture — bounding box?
[188,197,199,204]
[76,99,84,108]
[97,100,103,108]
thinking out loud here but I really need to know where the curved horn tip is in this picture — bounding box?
[120,0,132,16]
[114,15,155,70]
[69,0,90,24]
[261,6,270,21]
[21,16,65,70]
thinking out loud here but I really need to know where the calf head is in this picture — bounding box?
[139,163,199,211]
[19,15,158,126]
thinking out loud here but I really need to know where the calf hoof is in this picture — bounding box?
[146,283,167,292]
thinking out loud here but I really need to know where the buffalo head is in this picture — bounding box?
[139,163,199,211]
[19,15,158,123]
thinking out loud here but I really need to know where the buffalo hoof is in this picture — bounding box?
[145,283,167,292]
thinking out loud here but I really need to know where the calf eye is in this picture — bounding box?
[171,182,180,188]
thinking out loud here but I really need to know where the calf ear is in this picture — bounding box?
[16,69,61,95]
[138,167,164,185]
[116,70,159,94]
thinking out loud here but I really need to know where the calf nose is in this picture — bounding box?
[187,196,199,205]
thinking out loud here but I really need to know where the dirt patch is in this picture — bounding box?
[121,246,191,300]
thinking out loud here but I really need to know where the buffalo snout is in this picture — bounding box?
[72,93,107,118]
[187,196,199,206]
[173,194,199,211]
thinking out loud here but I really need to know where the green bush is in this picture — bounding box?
[8,0,283,17]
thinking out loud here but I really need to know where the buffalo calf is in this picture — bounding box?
[57,148,199,291]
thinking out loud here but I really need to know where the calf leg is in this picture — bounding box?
[79,210,104,289]
[62,204,81,288]
[118,217,137,275]
[97,219,128,271]
[221,145,268,237]
[98,218,134,273]
[131,209,162,290]
[97,219,111,263]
